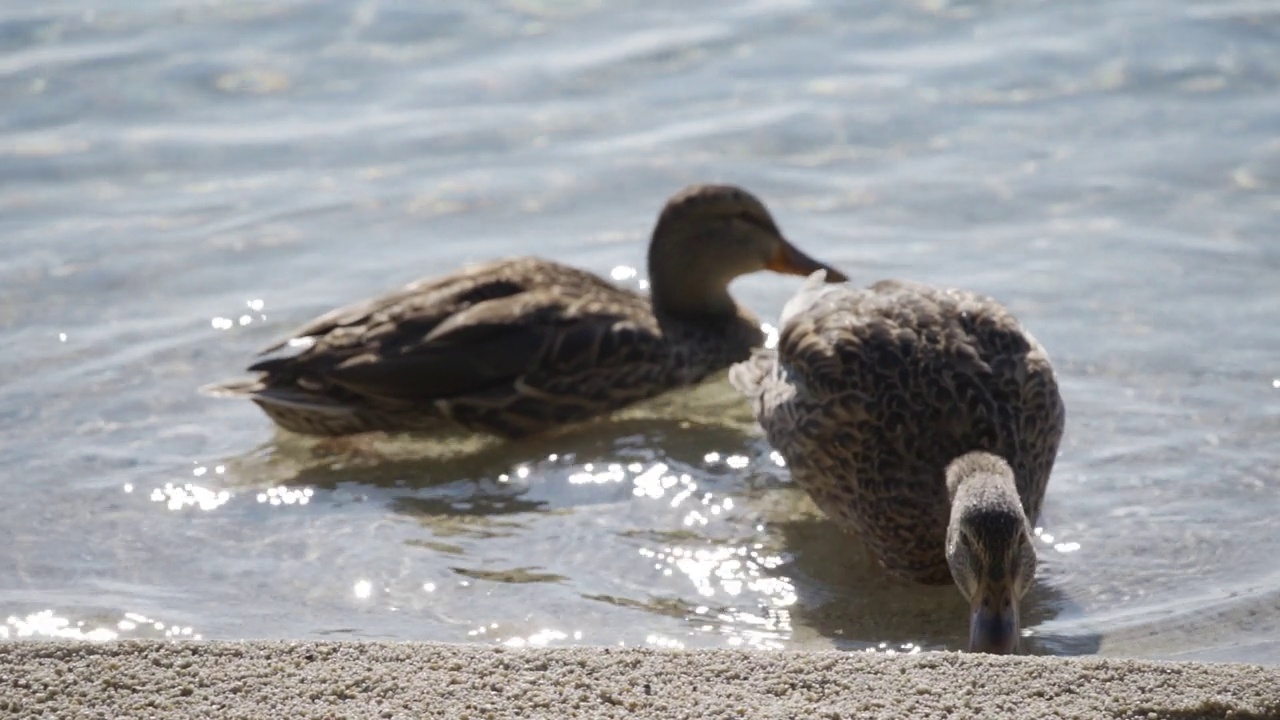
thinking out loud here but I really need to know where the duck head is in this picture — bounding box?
[647,184,847,320]
[944,451,1038,654]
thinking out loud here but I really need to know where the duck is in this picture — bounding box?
[203,184,847,439]
[729,270,1064,653]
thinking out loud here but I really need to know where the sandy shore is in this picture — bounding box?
[1,641,1275,719]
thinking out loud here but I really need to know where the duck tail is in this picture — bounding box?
[199,378,265,398]
[780,269,838,326]
[728,348,776,398]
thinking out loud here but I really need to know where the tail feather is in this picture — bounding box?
[199,378,265,398]
[200,378,355,417]
[732,270,834,401]
[780,269,844,327]
[728,348,777,398]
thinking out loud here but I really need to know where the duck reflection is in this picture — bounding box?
[768,507,1100,655]
[211,414,1092,654]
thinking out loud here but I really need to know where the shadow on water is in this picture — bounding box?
[269,417,754,483]
[215,376,761,491]
[771,513,1102,656]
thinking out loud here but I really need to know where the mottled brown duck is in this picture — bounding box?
[203,184,847,438]
[729,270,1064,653]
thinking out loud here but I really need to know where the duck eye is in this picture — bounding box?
[735,211,775,234]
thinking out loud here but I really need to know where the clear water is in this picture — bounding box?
[2,0,1278,663]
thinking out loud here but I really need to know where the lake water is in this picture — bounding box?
[2,0,1278,664]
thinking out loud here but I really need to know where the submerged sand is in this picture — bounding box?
[0,641,1275,719]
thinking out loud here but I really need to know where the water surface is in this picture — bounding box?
[2,0,1279,663]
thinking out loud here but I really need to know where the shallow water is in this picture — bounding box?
[2,0,1278,663]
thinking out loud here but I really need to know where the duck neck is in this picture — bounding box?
[647,251,739,323]
[649,276,738,323]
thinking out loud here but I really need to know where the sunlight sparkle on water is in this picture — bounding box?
[646,634,685,649]
[633,463,695,500]
[256,486,314,506]
[668,481,697,509]
[683,510,709,527]
[3,610,200,641]
[353,580,373,599]
[703,452,750,470]
[497,463,535,485]
[863,641,923,655]
[569,462,626,485]
[150,483,231,511]
[503,628,568,648]
[642,545,797,609]
[211,299,268,331]
[3,611,116,641]
[1034,527,1081,553]
[716,605,793,649]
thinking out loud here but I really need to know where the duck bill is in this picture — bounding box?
[968,580,1020,654]
[766,240,848,282]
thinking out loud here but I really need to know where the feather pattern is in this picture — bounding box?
[731,271,1064,584]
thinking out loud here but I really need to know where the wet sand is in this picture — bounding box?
[2,641,1276,719]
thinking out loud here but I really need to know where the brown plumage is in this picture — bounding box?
[730,270,1064,653]
[202,184,846,438]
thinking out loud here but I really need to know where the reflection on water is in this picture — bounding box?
[3,610,200,642]
[637,542,797,649]
[2,0,1278,663]
[141,422,1097,654]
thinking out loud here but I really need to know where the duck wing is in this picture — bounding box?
[246,258,643,404]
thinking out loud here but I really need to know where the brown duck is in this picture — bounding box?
[204,184,847,438]
[730,270,1065,653]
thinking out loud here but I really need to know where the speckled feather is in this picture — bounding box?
[731,272,1064,584]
